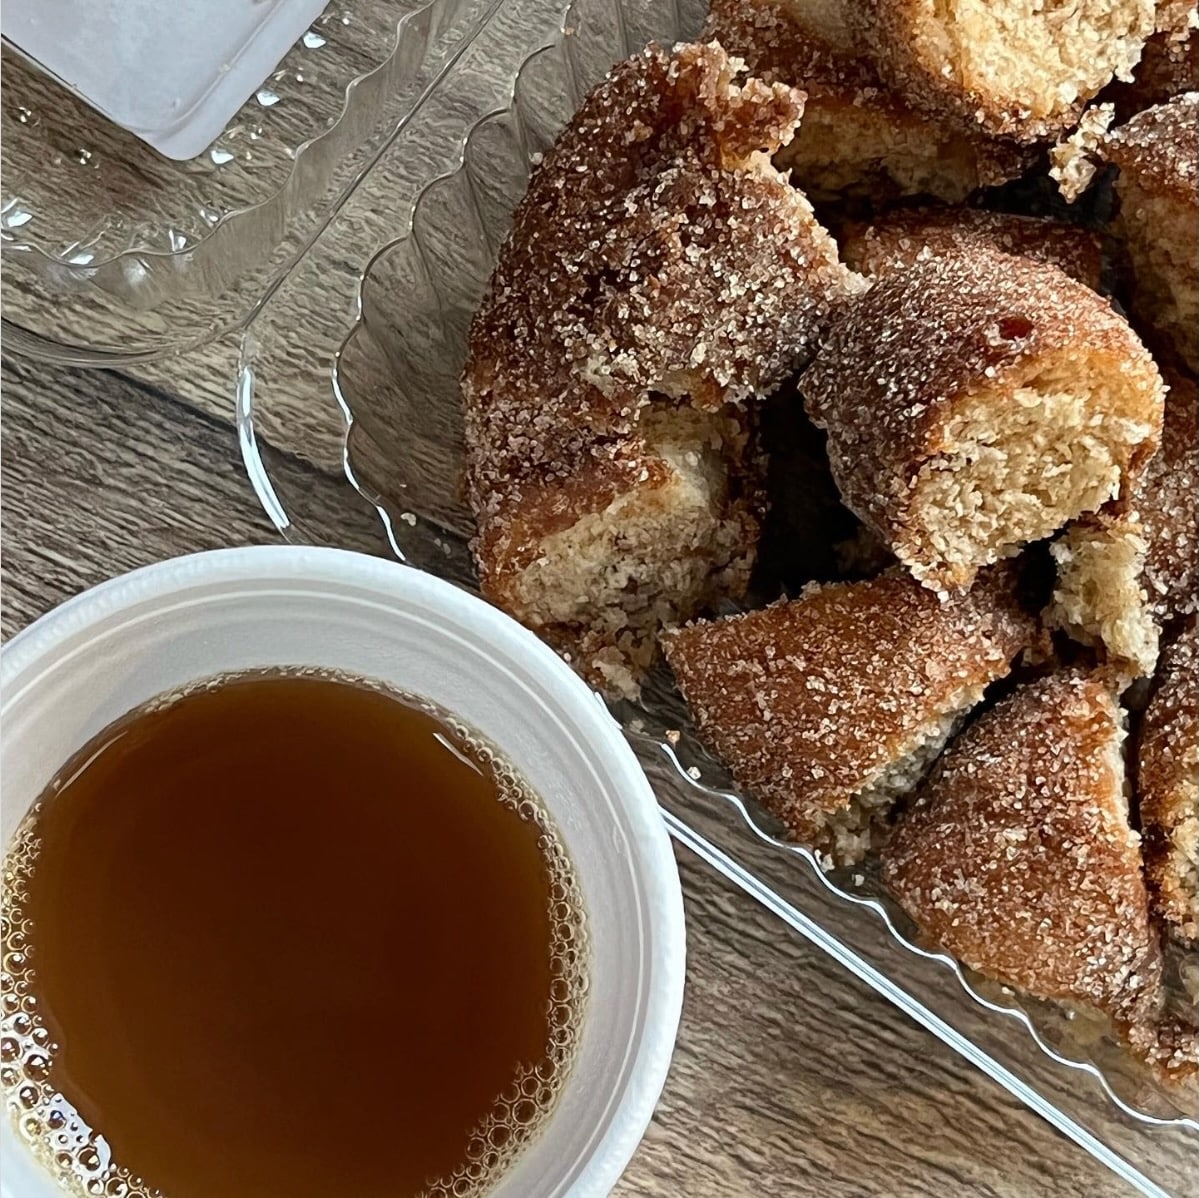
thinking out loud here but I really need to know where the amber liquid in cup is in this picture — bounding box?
[2,671,587,1198]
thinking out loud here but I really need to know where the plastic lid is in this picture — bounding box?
[2,0,331,159]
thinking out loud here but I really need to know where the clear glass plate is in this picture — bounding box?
[233,0,1200,1192]
[0,0,506,363]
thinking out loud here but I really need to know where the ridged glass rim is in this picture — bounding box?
[0,0,501,275]
[235,2,1199,1189]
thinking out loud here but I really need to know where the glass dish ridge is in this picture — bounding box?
[1,0,507,362]
[3,0,479,266]
[233,0,1198,1191]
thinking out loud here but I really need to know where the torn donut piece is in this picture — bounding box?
[474,406,761,699]
[464,40,860,485]
[1104,0,1199,119]
[1103,92,1200,373]
[1138,620,1199,942]
[802,247,1165,593]
[705,0,1032,203]
[863,0,1156,143]
[882,670,1164,1027]
[662,569,1036,866]
[463,41,863,687]
[1046,368,1198,677]
[839,207,1106,290]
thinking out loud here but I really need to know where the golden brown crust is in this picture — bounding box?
[1138,620,1200,940]
[801,246,1164,590]
[883,671,1164,1024]
[1107,27,1199,119]
[864,0,1156,143]
[704,0,1032,201]
[704,0,878,96]
[662,569,1036,858]
[462,41,860,498]
[1136,369,1199,623]
[1105,93,1200,373]
[1105,90,1200,199]
[840,207,1106,289]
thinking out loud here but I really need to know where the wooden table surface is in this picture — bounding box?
[0,0,1181,1188]
[1,351,1143,1198]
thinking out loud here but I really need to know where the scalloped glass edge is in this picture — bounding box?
[2,0,480,270]
[0,0,507,366]
[236,0,1199,1190]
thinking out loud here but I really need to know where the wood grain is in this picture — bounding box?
[0,354,1137,1196]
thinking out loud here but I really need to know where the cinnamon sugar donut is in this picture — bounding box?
[802,246,1165,592]
[705,0,1032,203]
[662,569,1036,866]
[1106,1,1198,118]
[840,207,1106,289]
[883,670,1164,1025]
[463,42,862,689]
[1048,367,1198,676]
[1138,620,1199,941]
[1103,92,1200,372]
[863,0,1155,143]
[475,407,761,697]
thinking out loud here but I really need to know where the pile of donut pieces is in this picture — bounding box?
[460,4,1198,1077]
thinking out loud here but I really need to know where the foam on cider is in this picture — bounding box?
[1,671,589,1198]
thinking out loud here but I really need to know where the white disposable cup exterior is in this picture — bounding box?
[0,546,685,1198]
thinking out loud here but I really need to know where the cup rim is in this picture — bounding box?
[0,545,686,1198]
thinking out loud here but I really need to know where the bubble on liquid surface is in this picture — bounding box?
[414,707,589,1198]
[1,671,589,1198]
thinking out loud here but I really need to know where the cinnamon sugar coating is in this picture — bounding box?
[802,246,1164,591]
[863,0,1155,143]
[883,671,1164,1025]
[663,569,1036,865]
[463,42,862,683]
[840,207,1105,289]
[1124,1015,1199,1085]
[1135,369,1199,625]
[1046,367,1197,675]
[1138,620,1199,941]
[463,40,860,494]
[1106,89,1200,197]
[1104,92,1200,371]
[704,0,1032,202]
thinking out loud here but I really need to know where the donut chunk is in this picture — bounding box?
[662,569,1036,866]
[464,41,858,483]
[883,671,1163,1025]
[476,407,760,698]
[464,42,862,687]
[802,247,1165,592]
[1048,368,1198,676]
[1138,621,1199,941]
[1103,93,1200,372]
[1050,103,1118,203]
[705,0,1032,203]
[1106,1,1199,118]
[840,207,1105,289]
[864,0,1155,142]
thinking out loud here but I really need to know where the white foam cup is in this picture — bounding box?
[0,546,686,1197]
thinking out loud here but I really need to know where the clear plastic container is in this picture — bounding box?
[229,0,1200,1192]
[1,546,685,1198]
[0,0,512,362]
[9,0,1198,1189]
